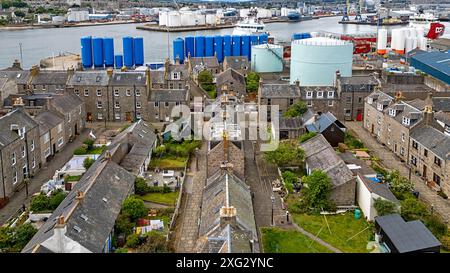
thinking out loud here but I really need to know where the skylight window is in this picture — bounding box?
[73,226,81,233]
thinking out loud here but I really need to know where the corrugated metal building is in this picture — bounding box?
[409,51,450,85]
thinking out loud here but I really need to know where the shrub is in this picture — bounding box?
[13,223,37,250]
[83,157,95,170]
[373,198,398,216]
[400,198,430,221]
[388,170,414,199]
[135,177,148,195]
[73,147,87,155]
[114,247,128,253]
[136,231,171,253]
[83,139,94,150]
[298,132,317,143]
[126,233,140,248]
[284,101,308,118]
[30,195,50,212]
[423,215,447,239]
[122,196,147,221]
[265,141,305,167]
[49,190,66,210]
[441,236,450,251]
[162,185,172,193]
[302,170,334,211]
[114,214,134,236]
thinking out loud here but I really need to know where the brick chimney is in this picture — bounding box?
[164,58,170,80]
[12,59,22,70]
[106,68,113,77]
[423,92,434,126]
[75,190,85,201]
[12,97,25,110]
[394,91,404,103]
[30,65,40,76]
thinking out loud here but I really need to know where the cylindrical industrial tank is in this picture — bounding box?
[232,35,241,56]
[223,35,232,57]
[251,44,283,73]
[173,37,185,64]
[377,28,388,55]
[123,36,134,68]
[416,27,425,38]
[115,55,123,68]
[92,37,104,68]
[250,34,259,46]
[292,33,303,40]
[103,37,114,67]
[205,36,214,57]
[195,36,205,57]
[213,35,224,63]
[81,36,93,68]
[418,37,428,51]
[134,37,144,66]
[290,37,353,86]
[259,33,269,44]
[185,36,195,58]
[241,35,251,60]
[391,28,406,55]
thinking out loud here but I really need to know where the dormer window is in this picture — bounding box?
[18,127,26,139]
[172,72,180,80]
[402,116,410,126]
[377,103,384,111]
[389,109,396,117]
[306,91,313,99]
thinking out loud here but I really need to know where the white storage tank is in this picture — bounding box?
[391,28,406,54]
[206,14,216,25]
[377,28,388,54]
[167,11,181,27]
[195,13,206,25]
[159,11,168,26]
[290,37,353,86]
[251,44,284,73]
[181,12,195,26]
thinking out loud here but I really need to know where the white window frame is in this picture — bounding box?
[328,100,333,107]
[84,89,89,96]
[30,140,35,151]
[44,147,51,157]
[74,89,80,96]
[114,89,119,97]
[57,123,63,133]
[136,90,141,96]
[317,91,324,98]
[115,101,120,109]
[126,89,131,96]
[32,157,36,169]
[402,117,410,126]
[21,145,26,158]
[12,169,17,185]
[389,109,396,117]
[136,101,142,109]
[115,113,121,120]
[327,91,334,98]
[57,137,64,147]
[44,132,50,144]
[97,100,103,109]
[401,132,406,142]
[96,89,102,96]
[11,152,16,165]
[97,112,103,120]
[306,91,313,99]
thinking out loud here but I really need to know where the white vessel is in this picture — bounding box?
[409,12,440,33]
[232,16,266,35]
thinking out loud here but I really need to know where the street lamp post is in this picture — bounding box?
[195,147,199,171]
[252,141,256,161]
[271,195,275,226]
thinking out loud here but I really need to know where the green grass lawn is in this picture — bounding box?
[149,157,187,169]
[138,191,179,206]
[87,146,106,154]
[261,228,333,253]
[292,213,373,253]
[65,175,82,182]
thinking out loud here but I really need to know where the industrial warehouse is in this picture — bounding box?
[0,0,450,262]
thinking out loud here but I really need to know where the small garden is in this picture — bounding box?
[198,70,216,99]
[245,72,260,94]
[149,138,201,170]
[261,227,333,253]
[284,101,308,118]
[112,196,173,253]
[30,189,67,213]
[74,139,106,155]
[134,178,179,206]
[0,223,37,253]
[344,131,365,150]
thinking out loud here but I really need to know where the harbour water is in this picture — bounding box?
[1,16,449,69]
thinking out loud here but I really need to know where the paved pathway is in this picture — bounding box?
[174,142,206,253]
[346,121,450,224]
[0,129,90,225]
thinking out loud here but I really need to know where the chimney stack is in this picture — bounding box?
[220,206,237,228]
[424,92,434,126]
[12,97,25,110]
[75,190,85,201]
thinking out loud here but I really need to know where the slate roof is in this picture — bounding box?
[150,89,189,102]
[260,83,301,98]
[224,56,250,71]
[279,116,303,130]
[433,97,450,112]
[0,109,38,150]
[50,93,83,112]
[34,110,64,136]
[150,70,165,84]
[22,145,135,253]
[31,71,68,85]
[190,57,220,68]
[410,125,450,160]
[384,101,423,128]
[216,68,245,87]
[68,71,109,86]
[367,90,394,110]
[339,75,379,86]
[305,112,345,133]
[110,72,147,86]
[0,70,31,85]
[113,120,157,175]
[199,171,258,253]
[435,111,450,126]
[300,134,354,188]
[375,214,441,253]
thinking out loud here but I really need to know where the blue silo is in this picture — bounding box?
[292,33,303,40]
[185,36,195,58]
[81,36,93,68]
[92,37,104,68]
[223,35,232,57]
[103,37,114,67]
[115,55,123,68]
[123,36,134,68]
[213,35,224,63]
[250,34,259,46]
[205,36,214,57]
[173,37,185,64]
[195,36,205,57]
[241,35,251,60]
[134,37,144,66]
[259,33,269,44]
[232,35,241,56]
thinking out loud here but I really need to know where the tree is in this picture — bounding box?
[83,157,95,170]
[265,141,304,167]
[13,10,25,17]
[122,196,147,221]
[135,177,148,195]
[302,170,334,211]
[387,170,413,199]
[114,213,134,236]
[136,231,171,253]
[197,70,216,98]
[299,132,317,143]
[246,72,260,93]
[49,190,66,210]
[373,198,398,216]
[30,194,50,212]
[125,233,140,248]
[284,101,308,118]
